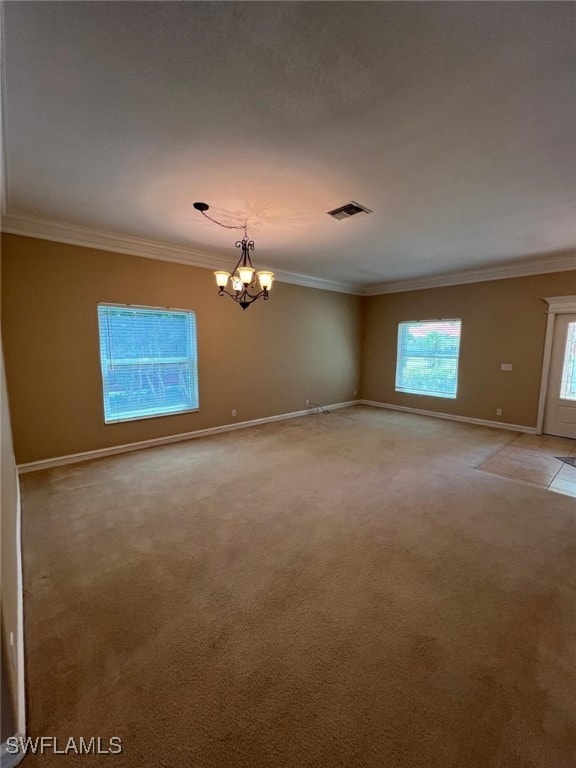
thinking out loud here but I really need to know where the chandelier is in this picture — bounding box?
[194,202,274,310]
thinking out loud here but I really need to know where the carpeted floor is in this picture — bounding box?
[20,406,576,767]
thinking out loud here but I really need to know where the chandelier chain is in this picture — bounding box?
[199,210,247,236]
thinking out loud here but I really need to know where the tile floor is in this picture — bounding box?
[478,433,576,498]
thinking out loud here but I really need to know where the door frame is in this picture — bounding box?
[537,295,576,434]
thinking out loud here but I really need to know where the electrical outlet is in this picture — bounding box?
[353,389,357,396]
[306,399,310,406]
[496,408,502,416]
[232,409,236,417]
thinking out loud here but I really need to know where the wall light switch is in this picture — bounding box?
[500,363,513,371]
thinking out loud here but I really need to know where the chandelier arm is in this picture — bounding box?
[217,288,243,300]
[197,203,272,309]
[233,251,251,273]
[229,238,256,275]
[242,288,269,301]
[217,286,268,300]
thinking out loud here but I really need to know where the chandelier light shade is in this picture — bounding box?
[214,271,230,288]
[194,202,274,310]
[258,271,274,290]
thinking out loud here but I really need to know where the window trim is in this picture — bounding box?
[97,302,199,424]
[395,318,462,400]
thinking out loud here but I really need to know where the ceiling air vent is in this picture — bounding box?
[327,201,372,220]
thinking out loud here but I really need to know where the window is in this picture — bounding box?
[97,304,199,423]
[560,321,576,401]
[395,319,462,399]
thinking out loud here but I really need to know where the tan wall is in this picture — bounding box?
[1,234,362,463]
[3,232,574,461]
[1,341,20,730]
[360,271,576,427]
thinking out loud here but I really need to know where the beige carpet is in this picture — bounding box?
[20,406,576,767]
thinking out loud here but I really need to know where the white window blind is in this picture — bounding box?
[395,319,462,399]
[97,304,199,423]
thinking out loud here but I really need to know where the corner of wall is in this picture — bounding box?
[0,344,26,744]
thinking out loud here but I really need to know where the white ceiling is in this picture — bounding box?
[2,1,575,291]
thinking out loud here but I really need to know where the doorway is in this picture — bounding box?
[543,312,576,438]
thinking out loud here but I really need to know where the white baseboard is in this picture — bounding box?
[359,400,537,433]
[17,401,359,474]
[18,399,536,474]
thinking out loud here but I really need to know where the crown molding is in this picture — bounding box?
[363,253,576,295]
[1,211,228,267]
[1,211,572,298]
[270,269,362,295]
[0,212,362,295]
